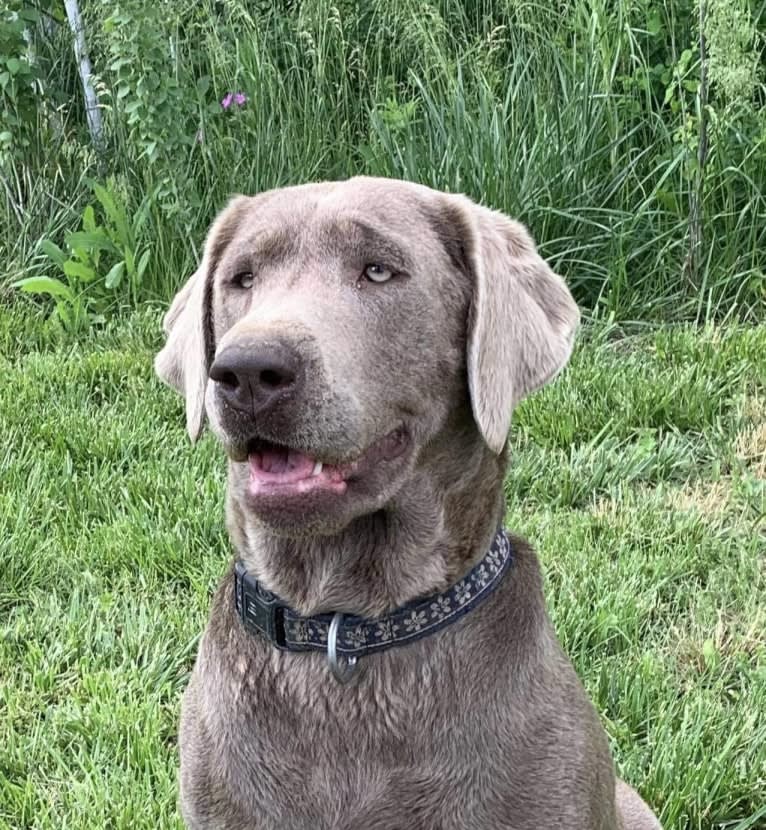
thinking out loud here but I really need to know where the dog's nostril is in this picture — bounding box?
[260,368,288,388]
[209,359,241,388]
[218,370,239,389]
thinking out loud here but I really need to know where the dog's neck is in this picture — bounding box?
[227,425,508,618]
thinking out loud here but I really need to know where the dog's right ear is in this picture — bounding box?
[154,196,250,442]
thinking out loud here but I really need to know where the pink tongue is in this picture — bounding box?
[250,447,316,483]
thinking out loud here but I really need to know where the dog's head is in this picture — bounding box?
[155,178,579,535]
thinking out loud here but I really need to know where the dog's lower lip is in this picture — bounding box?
[241,426,409,498]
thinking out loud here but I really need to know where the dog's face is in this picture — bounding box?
[156,178,579,536]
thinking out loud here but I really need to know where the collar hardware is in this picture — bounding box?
[235,563,289,649]
[327,613,359,683]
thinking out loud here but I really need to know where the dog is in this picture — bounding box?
[155,177,662,829]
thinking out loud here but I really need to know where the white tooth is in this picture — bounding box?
[312,461,323,477]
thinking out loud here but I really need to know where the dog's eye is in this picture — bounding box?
[233,272,254,289]
[363,264,394,284]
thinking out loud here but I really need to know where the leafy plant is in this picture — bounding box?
[100,0,197,218]
[2,0,765,320]
[375,76,418,134]
[0,1,40,163]
[705,0,762,104]
[13,178,152,331]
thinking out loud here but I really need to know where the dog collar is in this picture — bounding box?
[234,528,513,680]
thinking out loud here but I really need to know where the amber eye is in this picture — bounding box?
[233,272,254,289]
[363,264,394,283]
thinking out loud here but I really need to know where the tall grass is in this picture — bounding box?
[1,0,764,320]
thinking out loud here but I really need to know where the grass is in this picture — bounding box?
[2,1,763,825]
[0,306,763,829]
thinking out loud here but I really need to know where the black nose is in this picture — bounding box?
[209,342,302,415]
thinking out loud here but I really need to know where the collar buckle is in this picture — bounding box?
[235,561,288,649]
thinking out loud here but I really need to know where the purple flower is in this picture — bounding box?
[221,91,247,110]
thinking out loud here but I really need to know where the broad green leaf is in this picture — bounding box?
[90,181,132,248]
[65,230,114,253]
[12,276,74,301]
[6,58,22,76]
[37,239,66,268]
[104,261,125,289]
[136,249,151,281]
[124,247,135,277]
[647,9,662,36]
[90,180,117,218]
[133,196,153,235]
[70,246,92,264]
[82,205,97,233]
[63,260,96,282]
[109,58,132,71]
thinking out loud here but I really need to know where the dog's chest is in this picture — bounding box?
[191,644,502,829]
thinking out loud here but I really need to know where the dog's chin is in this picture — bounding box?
[223,425,414,536]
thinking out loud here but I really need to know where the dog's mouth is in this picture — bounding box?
[243,426,410,498]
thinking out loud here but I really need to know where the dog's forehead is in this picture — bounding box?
[321,176,437,223]
[229,178,438,254]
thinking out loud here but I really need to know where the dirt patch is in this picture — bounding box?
[735,394,766,479]
[666,480,733,517]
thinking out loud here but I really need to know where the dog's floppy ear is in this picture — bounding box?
[154,196,250,441]
[441,195,580,454]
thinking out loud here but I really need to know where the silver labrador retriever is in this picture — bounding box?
[155,177,661,829]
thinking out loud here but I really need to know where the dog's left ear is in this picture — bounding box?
[438,195,580,454]
[154,196,250,441]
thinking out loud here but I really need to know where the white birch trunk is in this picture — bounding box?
[64,0,104,151]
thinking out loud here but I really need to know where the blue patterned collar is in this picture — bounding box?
[234,529,513,665]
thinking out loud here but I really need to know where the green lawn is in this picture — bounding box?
[0,308,764,829]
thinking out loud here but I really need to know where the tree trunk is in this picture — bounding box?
[63,0,104,152]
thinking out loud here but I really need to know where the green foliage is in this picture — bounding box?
[13,179,151,332]
[0,1,40,161]
[98,0,200,219]
[103,3,187,161]
[705,0,762,104]
[1,0,766,320]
